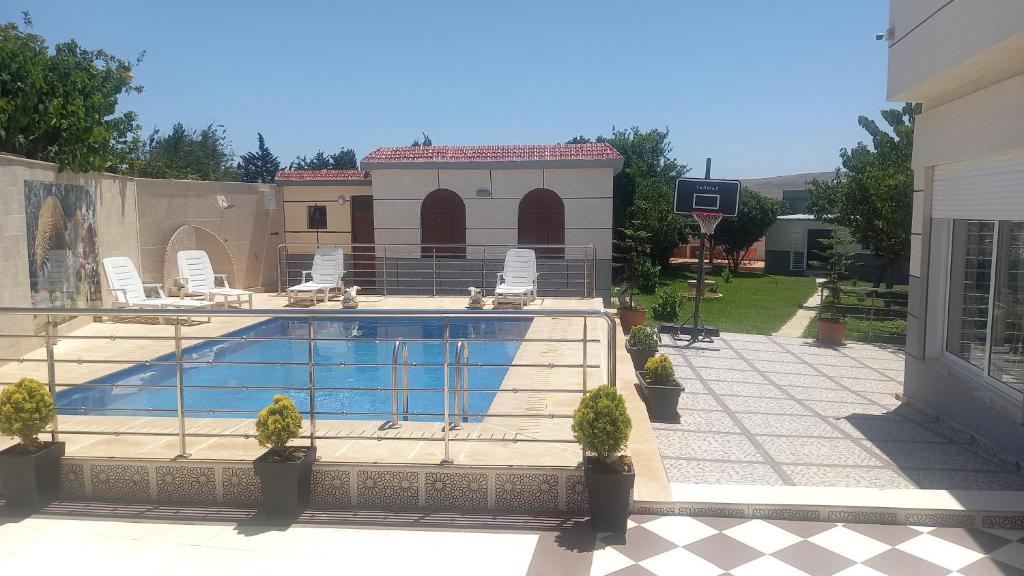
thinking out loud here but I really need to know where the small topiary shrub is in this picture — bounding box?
[650,288,681,322]
[255,394,303,461]
[626,325,658,350]
[0,378,56,453]
[644,354,676,387]
[572,385,631,463]
[721,268,733,284]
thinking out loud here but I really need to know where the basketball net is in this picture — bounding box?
[692,211,723,236]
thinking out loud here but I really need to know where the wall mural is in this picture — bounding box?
[23,181,101,314]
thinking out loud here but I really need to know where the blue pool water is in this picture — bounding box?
[56,317,532,422]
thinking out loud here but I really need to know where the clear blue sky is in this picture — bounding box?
[7,0,892,179]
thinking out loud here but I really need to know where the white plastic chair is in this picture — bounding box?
[494,248,539,307]
[287,247,345,305]
[176,250,254,308]
[102,256,213,321]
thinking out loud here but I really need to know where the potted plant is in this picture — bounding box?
[636,354,683,419]
[810,234,855,346]
[572,385,633,534]
[252,395,315,519]
[625,325,659,371]
[614,226,657,331]
[0,378,63,513]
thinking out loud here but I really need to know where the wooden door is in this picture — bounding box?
[351,195,375,287]
[518,188,565,257]
[421,189,466,257]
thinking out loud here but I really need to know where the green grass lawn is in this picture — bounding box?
[633,265,818,335]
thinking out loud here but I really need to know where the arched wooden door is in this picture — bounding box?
[518,188,565,256]
[421,189,466,257]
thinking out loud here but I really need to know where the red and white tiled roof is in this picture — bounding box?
[274,169,371,182]
[361,143,623,165]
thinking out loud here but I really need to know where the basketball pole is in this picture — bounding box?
[690,158,713,343]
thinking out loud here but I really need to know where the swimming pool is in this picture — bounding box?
[56,317,532,422]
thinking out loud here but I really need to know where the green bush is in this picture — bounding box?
[626,325,659,350]
[650,288,681,322]
[255,394,302,458]
[0,378,55,452]
[635,258,661,294]
[644,354,676,386]
[572,385,631,461]
[721,268,733,284]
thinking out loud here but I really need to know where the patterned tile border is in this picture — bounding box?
[51,458,589,513]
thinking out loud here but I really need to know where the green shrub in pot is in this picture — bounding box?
[252,394,314,518]
[625,325,659,371]
[643,354,676,387]
[572,385,634,534]
[0,378,55,453]
[255,394,303,460]
[0,378,64,512]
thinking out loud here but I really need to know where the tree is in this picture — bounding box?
[288,148,357,170]
[0,15,143,173]
[627,177,694,267]
[711,187,787,272]
[411,132,432,147]
[131,122,236,181]
[808,103,919,288]
[237,133,280,183]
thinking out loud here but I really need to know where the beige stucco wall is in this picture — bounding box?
[279,183,372,252]
[888,0,1024,105]
[370,167,613,260]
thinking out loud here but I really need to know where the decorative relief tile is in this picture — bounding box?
[424,472,487,509]
[311,469,351,507]
[753,507,821,522]
[634,504,677,515]
[155,466,216,503]
[494,472,558,511]
[90,464,151,501]
[826,510,898,524]
[60,462,85,499]
[356,470,419,508]
[220,466,261,504]
[983,515,1024,530]
[903,512,975,528]
[677,506,748,518]
[565,474,588,513]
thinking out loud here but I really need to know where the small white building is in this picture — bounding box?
[276,143,623,299]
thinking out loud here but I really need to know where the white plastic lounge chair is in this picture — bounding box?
[287,247,345,305]
[494,248,539,307]
[176,250,254,308]
[102,256,213,321]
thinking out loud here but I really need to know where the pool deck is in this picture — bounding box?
[0,294,648,473]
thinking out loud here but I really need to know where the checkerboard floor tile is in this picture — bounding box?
[590,516,1024,576]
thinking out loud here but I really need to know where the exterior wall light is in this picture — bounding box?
[336,194,348,205]
[475,188,492,198]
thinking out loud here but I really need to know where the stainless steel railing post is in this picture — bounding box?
[583,248,589,298]
[44,317,59,443]
[432,251,438,296]
[582,317,588,392]
[382,245,388,295]
[307,319,317,447]
[441,319,453,464]
[391,340,409,427]
[174,320,188,457]
[604,312,616,388]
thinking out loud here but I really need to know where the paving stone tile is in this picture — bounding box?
[719,396,811,415]
[809,526,893,562]
[606,564,657,576]
[765,519,836,539]
[720,333,773,342]
[683,533,764,571]
[723,519,803,553]
[694,367,767,384]
[695,517,750,531]
[603,526,678,562]
[897,533,985,571]
[734,413,844,437]
[900,469,1024,491]
[705,380,789,399]
[783,343,849,357]
[857,392,902,407]
[757,436,885,466]
[804,400,892,418]
[677,393,724,411]
[750,360,821,375]
[781,386,873,403]
[880,369,905,382]
[639,548,724,576]
[735,349,800,363]
[990,542,1024,570]
[654,430,764,462]
[640,516,719,546]
[960,557,1024,576]
[724,339,786,352]
[801,354,867,367]
[928,527,1015,554]
[686,355,754,370]
[834,378,903,394]
[868,441,1007,472]
[730,555,810,575]
[772,540,857,575]
[867,359,906,372]
[845,523,927,546]
[664,459,785,485]
[781,465,914,489]
[652,410,741,434]
[765,373,842,389]
[863,548,950,575]
[675,378,707,393]
[816,364,886,380]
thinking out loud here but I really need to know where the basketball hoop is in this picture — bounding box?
[692,211,723,236]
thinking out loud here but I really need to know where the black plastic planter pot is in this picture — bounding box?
[583,456,635,534]
[0,441,65,513]
[253,446,316,519]
[636,371,683,420]
[625,345,656,372]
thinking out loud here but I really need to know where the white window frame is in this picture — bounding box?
[941,219,1024,405]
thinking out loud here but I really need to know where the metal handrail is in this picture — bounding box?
[0,306,616,465]
[277,242,598,298]
[390,339,410,427]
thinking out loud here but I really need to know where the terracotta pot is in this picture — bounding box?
[817,318,848,346]
[618,307,646,332]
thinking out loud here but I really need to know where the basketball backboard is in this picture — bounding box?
[673,178,741,217]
